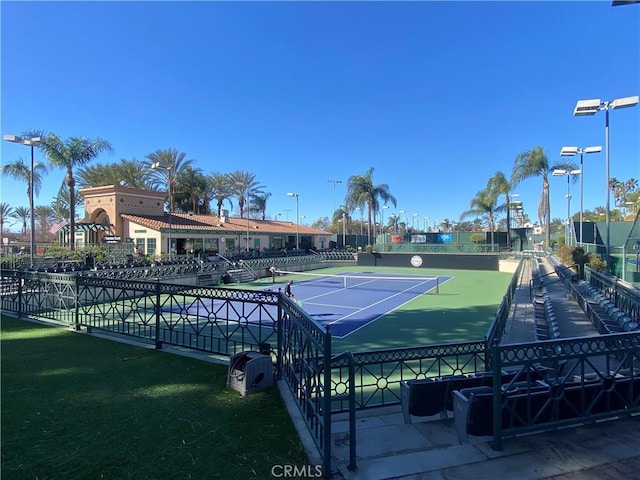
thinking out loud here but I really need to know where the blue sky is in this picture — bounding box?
[2,1,639,230]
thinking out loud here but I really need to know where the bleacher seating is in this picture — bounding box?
[572,280,639,334]
[531,258,559,340]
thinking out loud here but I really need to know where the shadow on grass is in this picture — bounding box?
[1,316,307,480]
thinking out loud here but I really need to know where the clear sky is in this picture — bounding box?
[1,1,639,231]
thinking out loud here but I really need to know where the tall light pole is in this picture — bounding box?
[287,192,300,250]
[423,216,429,232]
[328,179,342,215]
[399,210,406,231]
[560,145,602,245]
[552,169,581,246]
[573,95,638,267]
[381,205,389,245]
[412,213,419,230]
[151,162,173,256]
[4,135,41,267]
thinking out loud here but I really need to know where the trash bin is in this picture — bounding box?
[227,351,273,396]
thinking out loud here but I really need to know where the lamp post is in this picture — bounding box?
[342,212,346,247]
[423,216,429,232]
[4,135,41,267]
[287,192,300,250]
[573,95,639,267]
[412,213,419,231]
[552,169,581,246]
[151,162,173,256]
[328,180,342,215]
[560,145,602,245]
[381,205,389,245]
[398,210,406,232]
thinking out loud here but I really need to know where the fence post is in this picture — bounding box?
[322,326,332,479]
[155,279,162,349]
[346,351,357,472]
[276,292,283,380]
[74,274,81,331]
[490,339,503,451]
[17,271,24,319]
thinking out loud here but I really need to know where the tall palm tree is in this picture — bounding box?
[344,167,396,245]
[226,171,265,218]
[461,187,501,252]
[1,158,48,244]
[511,146,576,248]
[0,202,14,245]
[207,172,234,217]
[145,149,193,213]
[11,206,30,235]
[40,134,113,250]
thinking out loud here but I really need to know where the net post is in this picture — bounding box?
[435,277,440,295]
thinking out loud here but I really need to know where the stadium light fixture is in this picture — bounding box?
[573,95,638,267]
[560,145,602,245]
[4,134,41,267]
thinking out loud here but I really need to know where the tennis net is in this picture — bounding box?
[274,270,440,295]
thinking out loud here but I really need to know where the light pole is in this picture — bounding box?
[552,169,581,246]
[287,192,300,250]
[381,205,389,245]
[560,145,602,245]
[4,135,41,267]
[328,179,342,215]
[399,210,406,231]
[341,212,347,247]
[423,216,429,232]
[412,213,419,231]
[573,95,638,267]
[151,162,173,256]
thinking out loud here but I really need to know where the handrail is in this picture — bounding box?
[529,263,579,301]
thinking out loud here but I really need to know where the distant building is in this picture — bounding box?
[71,185,330,256]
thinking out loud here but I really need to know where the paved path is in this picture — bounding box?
[324,258,640,480]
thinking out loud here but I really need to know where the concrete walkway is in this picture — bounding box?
[327,258,640,480]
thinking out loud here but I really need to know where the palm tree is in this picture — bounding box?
[249,193,272,220]
[145,149,194,213]
[1,158,48,244]
[77,158,155,190]
[12,206,30,235]
[40,134,113,250]
[344,167,397,245]
[207,172,234,217]
[34,205,53,238]
[175,166,208,213]
[0,202,14,245]
[461,187,501,252]
[511,146,576,248]
[226,171,265,218]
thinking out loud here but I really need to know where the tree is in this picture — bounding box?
[344,167,397,245]
[207,172,234,217]
[249,193,272,220]
[226,171,265,218]
[146,149,194,213]
[512,146,576,247]
[40,134,113,250]
[0,202,14,244]
[77,158,155,190]
[1,157,48,244]
[175,166,208,213]
[461,187,501,252]
[11,206,30,235]
[486,171,512,231]
[34,205,53,238]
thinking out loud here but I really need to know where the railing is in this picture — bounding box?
[486,256,525,349]
[586,267,640,322]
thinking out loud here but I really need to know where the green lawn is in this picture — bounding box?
[1,316,308,480]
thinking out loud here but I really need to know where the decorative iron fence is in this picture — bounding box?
[586,266,640,322]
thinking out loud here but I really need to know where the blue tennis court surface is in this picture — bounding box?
[278,272,452,338]
[154,272,452,339]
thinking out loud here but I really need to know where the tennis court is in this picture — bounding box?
[272,271,451,338]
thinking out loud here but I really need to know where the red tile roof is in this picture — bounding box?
[121,213,328,235]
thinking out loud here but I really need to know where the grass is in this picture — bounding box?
[1,316,308,480]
